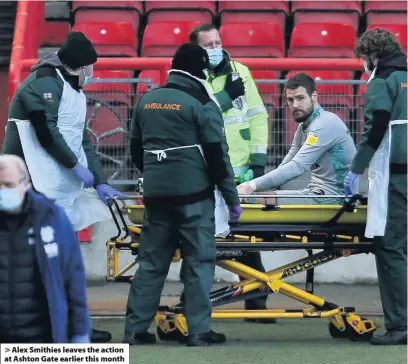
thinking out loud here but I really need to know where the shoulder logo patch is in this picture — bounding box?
[43,93,54,102]
[305,132,319,146]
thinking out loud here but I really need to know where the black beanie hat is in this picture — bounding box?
[171,42,209,79]
[57,31,97,70]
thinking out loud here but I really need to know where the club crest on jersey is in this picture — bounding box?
[232,96,245,111]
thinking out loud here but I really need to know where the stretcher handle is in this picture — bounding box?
[115,194,351,200]
[107,198,129,241]
[238,194,350,199]
[322,194,367,228]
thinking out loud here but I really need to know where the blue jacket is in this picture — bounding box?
[28,189,91,343]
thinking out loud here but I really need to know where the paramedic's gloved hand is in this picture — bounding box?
[71,334,90,344]
[225,74,245,100]
[72,163,94,188]
[344,171,359,198]
[229,204,243,223]
[96,183,125,205]
[249,165,265,178]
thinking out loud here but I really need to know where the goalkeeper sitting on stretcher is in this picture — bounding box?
[238,72,357,204]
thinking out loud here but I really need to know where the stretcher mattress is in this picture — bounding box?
[126,204,367,226]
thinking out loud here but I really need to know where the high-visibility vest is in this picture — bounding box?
[206,60,269,175]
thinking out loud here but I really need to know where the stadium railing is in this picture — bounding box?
[8,0,366,241]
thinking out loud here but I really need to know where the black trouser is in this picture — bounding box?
[235,252,268,309]
[374,172,407,330]
[125,198,216,335]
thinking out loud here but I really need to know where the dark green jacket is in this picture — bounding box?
[130,71,239,208]
[1,53,107,185]
[352,51,407,174]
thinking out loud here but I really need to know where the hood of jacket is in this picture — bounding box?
[167,70,221,109]
[31,52,64,72]
[31,52,82,90]
[376,51,408,79]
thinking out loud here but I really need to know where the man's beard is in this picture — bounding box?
[292,105,313,123]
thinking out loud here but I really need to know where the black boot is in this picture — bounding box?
[91,328,112,343]
[370,328,407,345]
[123,332,157,345]
[187,330,226,347]
[244,299,277,324]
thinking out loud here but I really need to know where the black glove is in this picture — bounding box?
[224,74,245,100]
[250,165,265,178]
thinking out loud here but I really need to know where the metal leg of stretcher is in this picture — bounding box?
[154,252,376,342]
[104,194,377,342]
[105,234,377,342]
[155,251,376,340]
[306,249,314,294]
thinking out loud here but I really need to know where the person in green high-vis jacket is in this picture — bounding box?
[187,23,274,322]
[123,42,242,347]
[344,28,407,346]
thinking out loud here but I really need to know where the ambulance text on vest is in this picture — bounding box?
[144,103,181,110]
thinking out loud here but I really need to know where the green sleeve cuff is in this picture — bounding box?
[249,153,267,167]
[351,146,376,174]
[214,90,233,112]
[224,192,240,208]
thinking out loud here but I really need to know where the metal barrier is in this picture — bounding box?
[83,78,367,189]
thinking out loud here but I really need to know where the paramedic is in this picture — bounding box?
[124,42,242,346]
[0,155,91,343]
[189,23,273,321]
[1,31,122,343]
[238,72,357,205]
[344,28,407,346]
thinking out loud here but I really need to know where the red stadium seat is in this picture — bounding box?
[364,1,407,26]
[288,23,357,58]
[72,0,142,13]
[291,1,362,30]
[41,22,70,46]
[283,71,354,145]
[367,24,407,54]
[250,70,280,150]
[218,1,288,32]
[141,21,201,57]
[72,22,138,57]
[251,70,280,108]
[355,73,370,138]
[219,22,285,58]
[136,70,161,94]
[72,1,142,32]
[145,1,215,23]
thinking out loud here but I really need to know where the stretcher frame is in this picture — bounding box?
[105,193,377,342]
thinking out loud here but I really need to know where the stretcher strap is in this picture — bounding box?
[322,194,366,228]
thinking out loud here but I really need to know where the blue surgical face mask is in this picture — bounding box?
[206,48,223,69]
[0,186,24,212]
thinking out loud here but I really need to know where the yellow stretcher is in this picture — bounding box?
[105,193,377,343]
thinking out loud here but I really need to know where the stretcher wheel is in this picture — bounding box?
[328,318,375,342]
[328,322,353,339]
[157,325,188,343]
